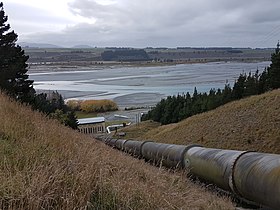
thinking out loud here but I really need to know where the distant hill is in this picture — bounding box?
[19,42,62,48]
[72,45,93,48]
[122,89,280,154]
[19,42,94,49]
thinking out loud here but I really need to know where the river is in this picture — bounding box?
[29,61,270,108]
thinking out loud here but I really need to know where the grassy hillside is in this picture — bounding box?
[0,92,234,209]
[125,89,280,154]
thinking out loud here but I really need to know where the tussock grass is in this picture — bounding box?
[0,92,234,209]
[138,89,280,154]
[115,121,161,139]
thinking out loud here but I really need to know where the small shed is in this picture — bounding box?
[78,117,106,134]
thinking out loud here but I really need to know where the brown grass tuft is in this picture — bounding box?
[0,92,234,209]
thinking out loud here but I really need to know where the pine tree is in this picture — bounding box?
[267,41,280,89]
[232,73,246,99]
[0,2,34,102]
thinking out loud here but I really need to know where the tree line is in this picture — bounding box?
[142,43,280,125]
[101,49,150,61]
[0,3,77,129]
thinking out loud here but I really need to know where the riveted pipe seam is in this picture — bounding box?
[229,150,254,196]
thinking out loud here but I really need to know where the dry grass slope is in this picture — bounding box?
[0,92,234,209]
[139,89,280,154]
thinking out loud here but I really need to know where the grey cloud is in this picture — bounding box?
[15,0,280,47]
[6,3,72,25]
[5,2,73,34]
[68,0,202,29]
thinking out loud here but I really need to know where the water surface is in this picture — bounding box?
[30,61,270,107]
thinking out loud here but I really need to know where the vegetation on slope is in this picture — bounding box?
[132,89,280,154]
[0,92,234,209]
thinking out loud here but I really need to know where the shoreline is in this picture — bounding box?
[28,58,270,73]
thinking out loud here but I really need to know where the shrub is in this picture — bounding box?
[66,100,82,111]
[80,99,118,113]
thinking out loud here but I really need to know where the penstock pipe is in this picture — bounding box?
[184,146,280,209]
[231,152,280,209]
[100,137,280,209]
[184,147,245,191]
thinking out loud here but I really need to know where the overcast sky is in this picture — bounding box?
[4,0,280,48]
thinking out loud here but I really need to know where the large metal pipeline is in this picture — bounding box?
[184,147,280,209]
[184,147,245,191]
[231,152,280,209]
[123,140,151,157]
[141,142,199,168]
[97,137,280,209]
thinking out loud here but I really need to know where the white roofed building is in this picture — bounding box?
[77,117,106,134]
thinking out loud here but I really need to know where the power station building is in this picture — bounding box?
[77,117,106,134]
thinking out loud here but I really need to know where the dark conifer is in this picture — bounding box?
[0,2,34,102]
[266,41,280,89]
[232,73,246,99]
